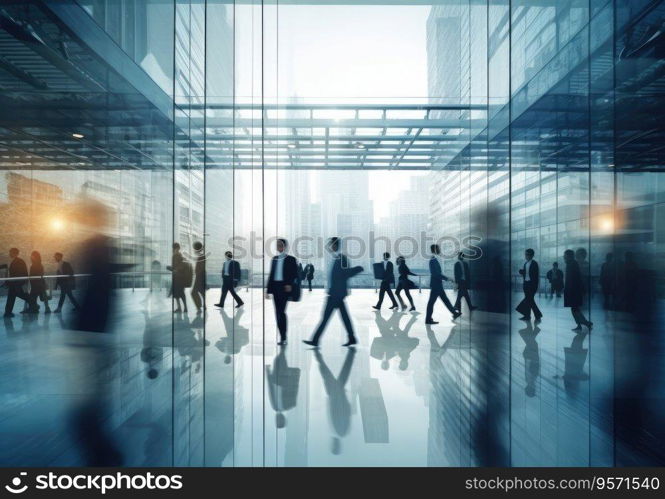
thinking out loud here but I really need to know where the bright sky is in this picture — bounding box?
[235,4,432,221]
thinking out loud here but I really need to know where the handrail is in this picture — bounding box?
[0,271,172,282]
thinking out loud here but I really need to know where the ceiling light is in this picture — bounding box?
[287,143,296,149]
[355,142,365,149]
[72,133,84,139]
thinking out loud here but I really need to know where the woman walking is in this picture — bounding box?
[395,256,418,312]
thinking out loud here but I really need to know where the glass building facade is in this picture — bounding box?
[0,0,664,467]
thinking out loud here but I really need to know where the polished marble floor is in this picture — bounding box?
[0,287,663,467]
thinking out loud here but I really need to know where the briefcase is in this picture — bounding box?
[288,277,302,302]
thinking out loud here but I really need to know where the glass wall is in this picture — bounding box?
[0,0,663,467]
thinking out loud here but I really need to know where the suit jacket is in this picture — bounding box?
[429,257,449,292]
[521,260,539,290]
[222,259,241,284]
[378,260,395,284]
[328,254,363,299]
[29,263,47,295]
[7,257,28,289]
[267,254,299,295]
[564,259,583,308]
[398,261,417,281]
[454,260,470,284]
[56,261,75,289]
[304,264,315,279]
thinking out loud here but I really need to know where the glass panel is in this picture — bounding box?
[1,0,664,468]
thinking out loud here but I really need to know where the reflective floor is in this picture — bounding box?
[1,288,663,467]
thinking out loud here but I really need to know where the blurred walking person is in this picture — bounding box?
[54,252,79,313]
[28,251,50,314]
[425,244,460,325]
[304,237,363,348]
[190,242,206,313]
[395,256,417,311]
[563,249,593,331]
[2,248,30,317]
[454,252,476,312]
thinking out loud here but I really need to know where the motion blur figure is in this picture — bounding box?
[304,237,363,348]
[54,252,79,313]
[28,251,50,314]
[2,248,30,317]
[190,242,206,313]
[68,199,123,466]
[395,256,417,311]
[168,243,188,313]
[563,249,592,331]
[425,244,460,325]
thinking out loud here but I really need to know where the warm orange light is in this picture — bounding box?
[50,218,65,231]
[599,216,614,233]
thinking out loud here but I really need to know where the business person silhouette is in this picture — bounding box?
[54,252,79,313]
[266,347,301,429]
[168,243,188,313]
[304,263,315,291]
[304,237,364,348]
[215,251,244,309]
[425,244,461,325]
[546,262,564,298]
[190,241,206,313]
[563,249,593,331]
[28,251,50,314]
[395,256,417,311]
[313,348,356,455]
[266,238,299,345]
[373,252,398,310]
[454,252,476,312]
[2,248,31,317]
[516,248,542,322]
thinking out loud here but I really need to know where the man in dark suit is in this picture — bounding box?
[425,244,461,324]
[54,252,80,313]
[516,248,542,322]
[266,239,299,345]
[2,248,30,317]
[304,263,315,291]
[373,252,398,310]
[215,251,244,309]
[304,237,364,348]
[454,252,476,312]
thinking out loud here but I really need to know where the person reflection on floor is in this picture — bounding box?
[371,311,419,371]
[313,348,356,455]
[141,310,167,379]
[556,332,589,398]
[175,312,208,375]
[518,320,541,398]
[266,347,301,429]
[215,308,249,364]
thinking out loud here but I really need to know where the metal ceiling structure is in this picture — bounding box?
[0,0,661,172]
